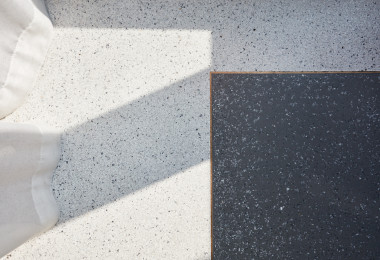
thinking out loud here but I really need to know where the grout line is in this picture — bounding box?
[210,71,380,74]
[209,71,213,260]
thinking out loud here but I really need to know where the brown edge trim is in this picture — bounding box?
[209,70,379,259]
[210,71,213,260]
[210,71,380,74]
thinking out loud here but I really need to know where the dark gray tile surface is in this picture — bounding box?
[211,73,380,259]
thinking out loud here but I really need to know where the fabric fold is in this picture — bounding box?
[0,122,60,257]
[0,0,53,119]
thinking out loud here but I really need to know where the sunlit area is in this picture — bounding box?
[15,161,211,259]
[1,0,379,259]
[7,28,212,129]
[4,27,212,258]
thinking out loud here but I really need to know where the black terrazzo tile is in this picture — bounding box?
[211,72,380,259]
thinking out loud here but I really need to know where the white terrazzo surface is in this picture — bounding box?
[2,0,379,259]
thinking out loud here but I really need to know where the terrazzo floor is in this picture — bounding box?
[2,0,380,259]
[211,72,380,259]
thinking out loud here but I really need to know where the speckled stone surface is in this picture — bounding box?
[2,0,380,259]
[211,73,380,259]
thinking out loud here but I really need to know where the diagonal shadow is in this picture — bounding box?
[44,0,252,225]
[43,0,380,224]
[54,70,210,223]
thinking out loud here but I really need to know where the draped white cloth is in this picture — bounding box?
[0,123,60,257]
[0,0,59,257]
[0,0,53,119]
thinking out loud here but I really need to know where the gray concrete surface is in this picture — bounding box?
[2,0,379,259]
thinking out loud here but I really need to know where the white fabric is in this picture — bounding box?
[0,0,59,256]
[0,122,60,257]
[0,0,53,119]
